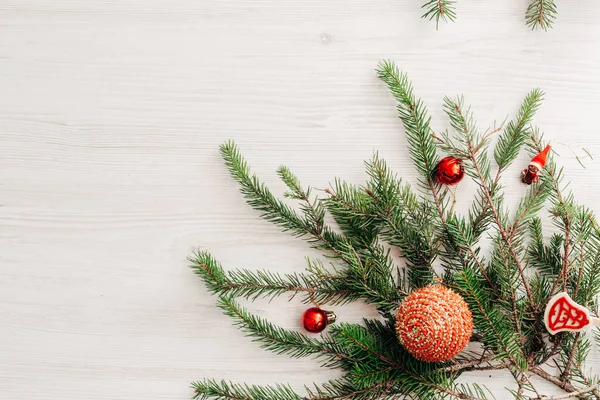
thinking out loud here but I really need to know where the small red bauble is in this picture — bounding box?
[435,156,465,185]
[396,285,473,362]
[302,307,336,333]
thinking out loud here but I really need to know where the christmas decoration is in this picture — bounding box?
[544,292,600,334]
[521,144,551,184]
[435,156,464,185]
[422,0,559,30]
[302,307,336,333]
[396,285,472,361]
[190,61,600,400]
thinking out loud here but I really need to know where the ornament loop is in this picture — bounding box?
[324,310,337,324]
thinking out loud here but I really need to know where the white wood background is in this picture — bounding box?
[2,1,600,399]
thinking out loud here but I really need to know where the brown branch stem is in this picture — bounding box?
[440,354,502,373]
[539,381,600,400]
[532,367,578,393]
[472,126,502,153]
[561,332,580,381]
[530,135,574,303]
[457,104,536,309]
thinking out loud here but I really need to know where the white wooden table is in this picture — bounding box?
[2,1,600,398]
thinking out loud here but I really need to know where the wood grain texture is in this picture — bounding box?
[1,1,600,398]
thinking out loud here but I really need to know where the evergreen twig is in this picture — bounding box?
[191,60,600,400]
[421,0,457,29]
[192,380,301,400]
[190,251,356,305]
[445,96,537,309]
[526,0,558,30]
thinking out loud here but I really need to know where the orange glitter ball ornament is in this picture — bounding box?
[396,285,473,362]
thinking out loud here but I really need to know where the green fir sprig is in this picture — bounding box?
[422,0,457,29]
[525,0,558,30]
[190,60,600,400]
[421,0,561,30]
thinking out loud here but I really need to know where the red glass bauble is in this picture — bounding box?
[435,156,465,186]
[302,307,336,333]
[396,285,473,362]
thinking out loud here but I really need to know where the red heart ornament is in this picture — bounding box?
[544,292,591,335]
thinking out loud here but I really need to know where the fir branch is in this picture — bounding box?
[527,132,575,300]
[532,361,600,400]
[467,88,544,246]
[555,333,596,400]
[345,244,405,311]
[499,180,551,337]
[531,367,580,395]
[508,179,550,241]
[579,216,600,307]
[277,165,325,234]
[221,141,401,311]
[575,370,600,400]
[216,295,348,366]
[190,251,356,304]
[445,96,537,309]
[540,382,600,400]
[378,62,495,293]
[377,62,494,294]
[445,111,532,360]
[455,266,527,370]
[441,214,497,291]
[332,324,405,390]
[376,60,439,193]
[363,153,423,228]
[220,140,351,265]
[569,210,597,305]
[443,96,492,182]
[440,96,512,290]
[192,64,600,400]
[421,0,457,29]
[362,154,438,286]
[528,221,564,279]
[331,324,486,399]
[305,258,400,307]
[560,222,573,293]
[466,185,496,247]
[524,153,599,388]
[192,380,301,400]
[221,140,312,237]
[573,242,585,301]
[440,97,498,261]
[561,332,580,381]
[433,131,470,160]
[490,238,524,343]
[526,0,558,31]
[494,88,544,173]
[440,354,499,373]
[305,378,393,400]
[324,179,380,249]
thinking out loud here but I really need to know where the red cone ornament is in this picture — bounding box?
[435,156,465,185]
[302,307,337,333]
[521,145,551,185]
[396,285,473,362]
